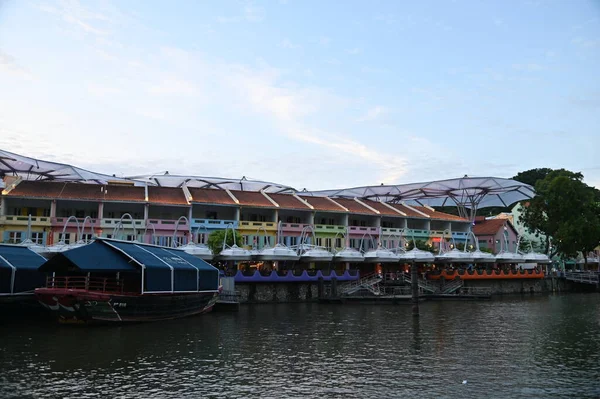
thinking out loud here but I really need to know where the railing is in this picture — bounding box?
[452,231,469,238]
[430,230,447,237]
[408,229,430,237]
[331,285,412,297]
[52,217,98,226]
[101,218,145,228]
[0,215,51,225]
[381,227,406,234]
[338,272,382,295]
[45,276,126,294]
[565,271,599,285]
[441,278,464,294]
[348,226,380,234]
[314,224,347,233]
[147,218,187,230]
[402,272,438,293]
[238,221,277,230]
[191,219,238,229]
[279,223,311,232]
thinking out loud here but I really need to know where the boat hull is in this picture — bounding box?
[35,289,218,324]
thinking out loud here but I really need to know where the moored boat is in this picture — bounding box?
[35,238,220,324]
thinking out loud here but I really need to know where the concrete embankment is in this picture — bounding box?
[235,277,596,304]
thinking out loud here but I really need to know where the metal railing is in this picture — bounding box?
[565,271,599,285]
[401,272,438,293]
[441,278,464,294]
[45,276,126,294]
[338,272,382,295]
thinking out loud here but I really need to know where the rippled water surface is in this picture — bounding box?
[1,294,600,398]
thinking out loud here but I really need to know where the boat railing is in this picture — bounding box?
[45,276,125,294]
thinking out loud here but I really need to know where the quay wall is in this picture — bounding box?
[235,277,596,303]
[236,282,319,303]
[462,277,593,295]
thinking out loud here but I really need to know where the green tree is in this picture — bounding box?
[207,229,243,255]
[519,169,600,263]
[512,168,553,187]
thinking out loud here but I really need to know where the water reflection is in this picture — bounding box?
[1,294,599,398]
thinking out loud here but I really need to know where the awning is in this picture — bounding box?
[39,241,139,273]
[38,239,219,293]
[0,245,47,294]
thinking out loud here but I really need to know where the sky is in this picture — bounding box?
[0,0,599,191]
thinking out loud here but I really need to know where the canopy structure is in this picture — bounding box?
[0,149,295,193]
[303,176,535,221]
[0,244,47,295]
[0,149,131,185]
[125,173,296,193]
[39,239,219,293]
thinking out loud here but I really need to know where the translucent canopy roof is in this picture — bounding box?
[0,149,295,193]
[0,149,130,185]
[304,176,535,220]
[127,173,296,193]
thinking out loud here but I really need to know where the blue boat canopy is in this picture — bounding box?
[0,244,47,294]
[39,239,219,293]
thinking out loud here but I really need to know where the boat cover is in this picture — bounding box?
[0,244,47,294]
[39,239,219,293]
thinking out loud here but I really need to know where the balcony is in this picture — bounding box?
[279,223,311,233]
[409,229,430,238]
[147,218,188,231]
[452,231,468,240]
[51,217,99,228]
[348,226,379,235]
[314,224,346,234]
[238,221,277,231]
[100,218,145,229]
[0,215,51,226]
[381,227,406,235]
[191,219,238,230]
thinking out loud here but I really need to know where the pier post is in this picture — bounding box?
[331,277,338,298]
[411,262,419,317]
[317,277,324,298]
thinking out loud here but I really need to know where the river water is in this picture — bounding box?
[1,294,599,398]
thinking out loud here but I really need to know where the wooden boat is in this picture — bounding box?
[35,238,220,324]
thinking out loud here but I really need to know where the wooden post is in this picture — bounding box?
[411,261,419,317]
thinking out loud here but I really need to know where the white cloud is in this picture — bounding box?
[147,78,200,96]
[280,39,299,49]
[318,36,331,46]
[356,106,388,122]
[571,37,600,48]
[512,63,544,72]
[37,0,116,36]
[87,83,122,96]
[217,3,265,24]
[0,50,33,79]
[346,47,362,55]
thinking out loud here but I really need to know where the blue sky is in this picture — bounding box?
[0,0,599,190]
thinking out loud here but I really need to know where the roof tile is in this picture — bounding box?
[332,198,377,215]
[299,195,347,212]
[188,188,237,205]
[6,181,145,202]
[230,190,272,208]
[267,193,311,210]
[147,186,188,206]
